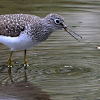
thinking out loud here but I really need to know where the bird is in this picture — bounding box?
[0,13,82,71]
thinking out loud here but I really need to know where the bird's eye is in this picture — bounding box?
[54,19,60,24]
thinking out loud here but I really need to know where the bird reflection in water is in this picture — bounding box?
[0,69,51,100]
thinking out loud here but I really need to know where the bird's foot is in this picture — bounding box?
[24,63,29,70]
[24,63,29,67]
[8,65,12,68]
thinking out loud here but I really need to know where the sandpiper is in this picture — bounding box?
[0,13,82,70]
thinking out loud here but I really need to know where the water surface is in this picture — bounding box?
[0,0,100,100]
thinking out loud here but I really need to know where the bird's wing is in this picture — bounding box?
[0,14,37,37]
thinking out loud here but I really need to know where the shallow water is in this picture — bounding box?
[0,0,100,100]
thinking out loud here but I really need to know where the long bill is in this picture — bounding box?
[63,26,82,42]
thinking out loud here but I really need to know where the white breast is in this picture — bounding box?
[0,32,40,51]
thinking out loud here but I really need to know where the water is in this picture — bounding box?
[0,0,100,100]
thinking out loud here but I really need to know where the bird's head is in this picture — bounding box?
[45,13,82,41]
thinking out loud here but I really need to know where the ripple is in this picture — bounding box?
[40,64,92,76]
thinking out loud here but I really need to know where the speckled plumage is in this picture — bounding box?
[0,14,39,37]
[0,14,65,41]
[0,13,82,68]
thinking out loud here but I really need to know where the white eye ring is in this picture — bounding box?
[54,19,60,24]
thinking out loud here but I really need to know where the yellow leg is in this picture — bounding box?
[24,49,29,69]
[8,51,13,75]
[8,51,13,68]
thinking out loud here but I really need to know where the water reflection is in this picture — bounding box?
[0,68,51,100]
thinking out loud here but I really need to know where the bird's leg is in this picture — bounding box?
[24,49,28,70]
[8,51,13,74]
[8,51,13,68]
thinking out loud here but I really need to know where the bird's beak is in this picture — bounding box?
[63,25,82,42]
